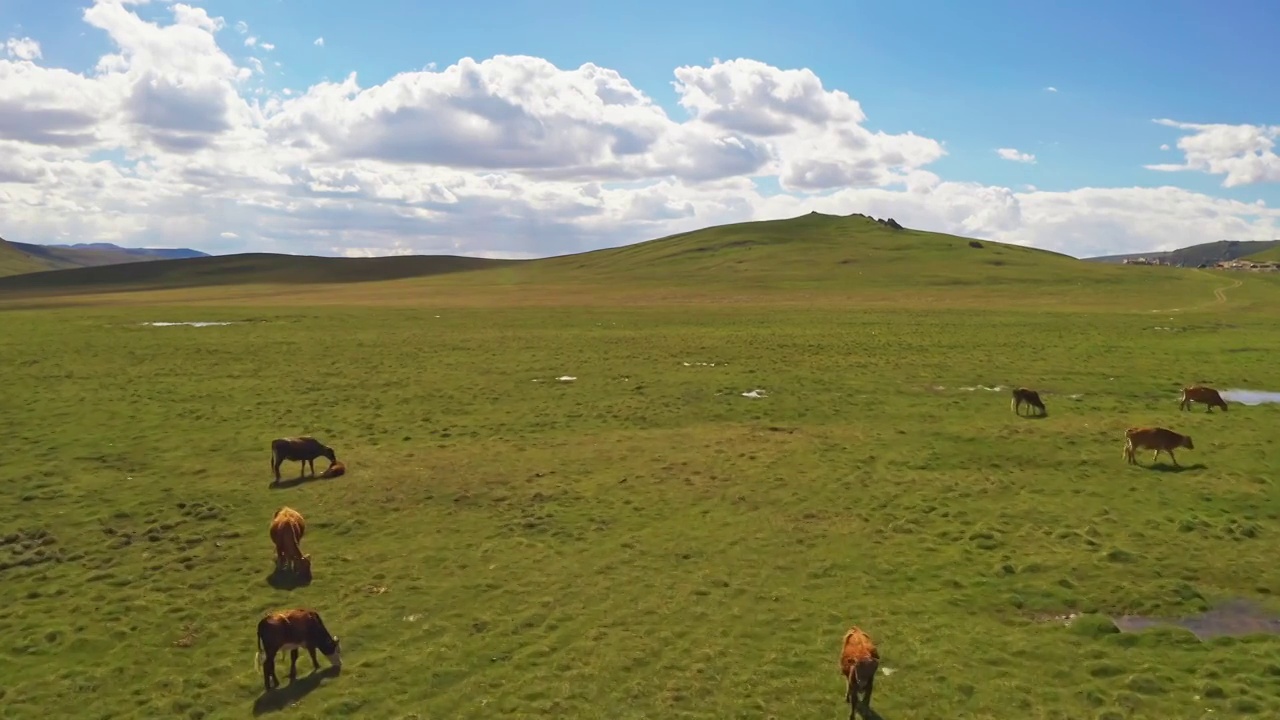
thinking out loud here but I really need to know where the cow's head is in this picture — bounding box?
[1182,435,1195,450]
[324,635,343,668]
[321,445,337,463]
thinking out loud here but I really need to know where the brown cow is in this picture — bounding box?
[271,436,337,482]
[1180,386,1228,413]
[839,626,881,718]
[1011,387,1047,416]
[320,460,346,479]
[254,608,342,691]
[1124,426,1194,466]
[269,506,311,582]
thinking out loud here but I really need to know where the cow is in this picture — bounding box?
[1124,426,1194,466]
[1179,386,1229,413]
[271,436,337,482]
[254,608,342,691]
[268,506,311,582]
[1011,387,1047,417]
[839,626,881,718]
[320,460,346,479]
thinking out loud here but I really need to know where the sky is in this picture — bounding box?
[2,0,1279,260]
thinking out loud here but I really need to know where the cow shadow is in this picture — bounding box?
[858,707,889,720]
[265,568,311,590]
[1145,462,1207,473]
[1017,413,1049,421]
[268,474,324,490]
[251,666,340,715]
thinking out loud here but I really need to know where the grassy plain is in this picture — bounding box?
[3,215,1280,719]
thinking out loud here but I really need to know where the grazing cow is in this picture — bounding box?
[268,506,311,581]
[271,436,337,482]
[1011,387,1047,416]
[254,608,342,691]
[1179,386,1229,413]
[1124,426,1194,466]
[839,626,881,718]
[321,460,346,479]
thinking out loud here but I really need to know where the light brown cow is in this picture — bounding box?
[1179,386,1229,413]
[1124,426,1194,466]
[254,607,342,691]
[1011,387,1047,416]
[838,626,881,718]
[271,436,337,482]
[320,460,346,479]
[269,506,311,582]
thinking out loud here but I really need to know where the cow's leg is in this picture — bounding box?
[307,647,320,671]
[289,648,300,679]
[1168,449,1179,466]
[862,667,876,707]
[264,650,278,690]
[845,673,857,719]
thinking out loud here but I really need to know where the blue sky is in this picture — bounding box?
[2,0,1277,257]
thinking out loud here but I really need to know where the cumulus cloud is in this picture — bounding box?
[314,37,324,47]
[5,37,42,61]
[1146,118,1280,187]
[1044,86,1058,93]
[996,148,1036,164]
[0,0,1276,261]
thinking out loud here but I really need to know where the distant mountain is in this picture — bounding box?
[0,237,210,277]
[44,242,209,260]
[1085,240,1280,267]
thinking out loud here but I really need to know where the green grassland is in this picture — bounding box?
[3,214,1280,719]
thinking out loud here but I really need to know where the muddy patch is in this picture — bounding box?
[1219,389,1280,406]
[1112,599,1280,640]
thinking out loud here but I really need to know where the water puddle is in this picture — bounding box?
[1112,599,1280,640]
[141,321,239,327]
[1219,389,1280,405]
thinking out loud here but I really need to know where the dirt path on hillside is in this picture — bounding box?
[1151,270,1243,314]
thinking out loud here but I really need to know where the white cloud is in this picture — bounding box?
[245,36,257,47]
[234,21,248,35]
[314,37,324,47]
[260,42,275,51]
[1146,118,1280,187]
[1044,86,1058,93]
[5,37,43,61]
[1160,144,1170,151]
[996,148,1036,164]
[0,0,1275,262]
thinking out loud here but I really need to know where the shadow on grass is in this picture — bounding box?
[265,568,311,591]
[855,705,888,720]
[252,665,340,715]
[1017,413,1049,421]
[269,474,325,490]
[1144,462,1208,473]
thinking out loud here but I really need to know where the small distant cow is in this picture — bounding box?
[269,506,311,582]
[271,436,337,482]
[1011,387,1047,417]
[1124,426,1194,466]
[839,626,881,718]
[321,460,346,479]
[1179,386,1229,413]
[255,607,343,691]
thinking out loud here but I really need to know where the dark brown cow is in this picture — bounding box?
[271,436,336,482]
[255,608,343,691]
[839,626,881,718]
[268,506,311,582]
[1180,386,1229,413]
[1011,387,1047,416]
[1124,426,1194,466]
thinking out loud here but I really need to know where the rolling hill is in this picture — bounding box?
[1085,239,1280,266]
[0,237,210,277]
[0,212,1238,310]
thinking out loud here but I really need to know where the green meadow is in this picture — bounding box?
[2,213,1280,719]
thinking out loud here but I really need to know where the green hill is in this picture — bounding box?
[0,237,212,277]
[1245,245,1280,262]
[1086,239,1280,267]
[0,212,1234,310]
[0,251,509,295]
